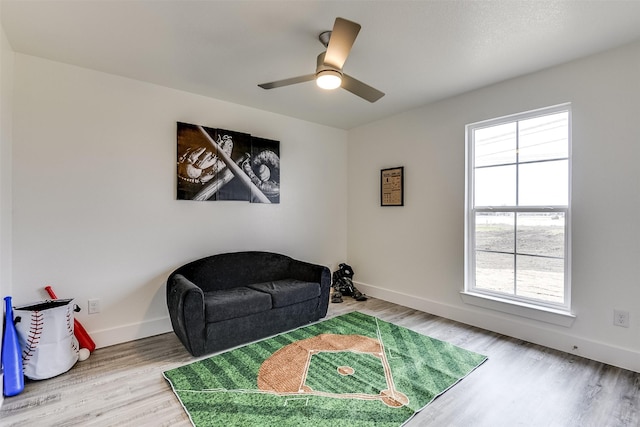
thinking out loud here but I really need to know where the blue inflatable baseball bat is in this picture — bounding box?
[2,296,25,397]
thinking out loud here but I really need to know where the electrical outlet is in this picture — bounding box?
[88,299,100,314]
[613,309,629,328]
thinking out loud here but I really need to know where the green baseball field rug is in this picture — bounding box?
[163,311,487,427]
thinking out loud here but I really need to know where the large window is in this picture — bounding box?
[465,104,571,313]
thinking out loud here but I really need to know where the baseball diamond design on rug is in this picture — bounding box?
[163,311,487,427]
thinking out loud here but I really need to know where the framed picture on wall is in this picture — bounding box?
[176,122,280,204]
[381,167,404,206]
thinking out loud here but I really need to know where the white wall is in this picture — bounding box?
[0,10,14,305]
[348,40,640,372]
[11,54,348,348]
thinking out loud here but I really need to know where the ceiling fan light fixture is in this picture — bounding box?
[316,70,342,90]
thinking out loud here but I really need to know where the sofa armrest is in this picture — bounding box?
[288,259,331,317]
[166,274,206,356]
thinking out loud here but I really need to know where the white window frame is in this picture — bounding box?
[462,104,575,326]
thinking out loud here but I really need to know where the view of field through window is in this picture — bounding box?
[474,212,565,303]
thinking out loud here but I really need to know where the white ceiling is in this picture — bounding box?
[3,0,640,129]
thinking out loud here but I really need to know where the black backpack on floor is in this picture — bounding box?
[331,263,367,302]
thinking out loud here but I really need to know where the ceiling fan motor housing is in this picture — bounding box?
[316,52,342,75]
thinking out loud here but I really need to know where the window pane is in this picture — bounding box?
[474,122,516,167]
[518,160,568,206]
[475,212,514,253]
[516,255,564,303]
[475,251,514,294]
[516,213,565,258]
[519,112,569,162]
[475,165,516,207]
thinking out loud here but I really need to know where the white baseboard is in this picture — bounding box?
[88,316,173,349]
[355,281,640,373]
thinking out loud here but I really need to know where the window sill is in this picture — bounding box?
[460,291,576,327]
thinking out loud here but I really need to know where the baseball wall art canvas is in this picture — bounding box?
[176,122,280,204]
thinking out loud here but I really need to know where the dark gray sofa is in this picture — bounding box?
[166,251,331,356]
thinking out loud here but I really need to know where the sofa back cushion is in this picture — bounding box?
[172,251,293,292]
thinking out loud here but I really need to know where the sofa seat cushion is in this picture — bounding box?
[204,287,272,323]
[248,280,321,308]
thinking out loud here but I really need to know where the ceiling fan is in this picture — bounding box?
[258,17,385,103]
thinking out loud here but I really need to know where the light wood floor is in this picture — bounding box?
[2,297,639,426]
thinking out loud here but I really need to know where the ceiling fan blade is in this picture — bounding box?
[258,74,315,90]
[342,74,385,103]
[324,17,361,70]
